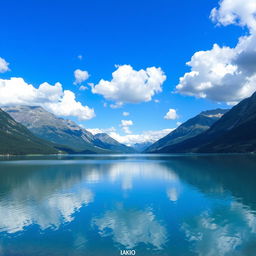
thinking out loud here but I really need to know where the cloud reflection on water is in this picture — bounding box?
[0,155,256,256]
[181,201,256,256]
[92,206,168,249]
[0,160,179,235]
[0,187,93,233]
[83,161,179,191]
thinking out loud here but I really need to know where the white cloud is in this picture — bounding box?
[122,111,130,116]
[210,0,256,32]
[85,127,174,146]
[74,69,89,85]
[0,57,10,73]
[121,120,133,126]
[87,82,94,87]
[78,55,83,60]
[109,128,174,146]
[0,77,95,120]
[79,85,88,91]
[110,102,123,109]
[122,127,131,134]
[91,64,166,105]
[167,187,179,202]
[176,0,256,105]
[46,90,95,120]
[120,120,133,134]
[164,109,178,120]
[154,99,160,103]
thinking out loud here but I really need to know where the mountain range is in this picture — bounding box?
[145,109,229,153]
[2,106,134,154]
[147,91,256,153]
[1,91,256,155]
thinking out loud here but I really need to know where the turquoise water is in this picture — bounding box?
[0,154,256,256]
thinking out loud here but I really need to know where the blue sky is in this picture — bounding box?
[0,0,255,144]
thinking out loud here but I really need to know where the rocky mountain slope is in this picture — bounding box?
[154,92,256,153]
[145,109,229,153]
[3,106,131,154]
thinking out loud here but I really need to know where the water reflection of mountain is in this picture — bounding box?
[1,155,256,223]
[0,158,178,234]
[157,155,256,256]
[0,155,256,255]
[159,155,256,211]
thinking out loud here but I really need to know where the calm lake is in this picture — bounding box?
[0,154,256,256]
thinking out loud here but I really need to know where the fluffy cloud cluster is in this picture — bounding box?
[87,127,173,145]
[120,119,133,134]
[91,65,166,106]
[0,77,95,120]
[74,69,89,85]
[114,129,174,145]
[176,0,256,105]
[164,108,178,120]
[210,0,256,31]
[79,85,88,91]
[122,111,130,116]
[0,57,9,73]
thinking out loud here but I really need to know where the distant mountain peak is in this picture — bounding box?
[93,133,135,153]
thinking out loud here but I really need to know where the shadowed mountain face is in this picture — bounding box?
[145,109,229,153]
[3,106,133,154]
[0,108,58,155]
[160,155,256,211]
[155,91,256,153]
